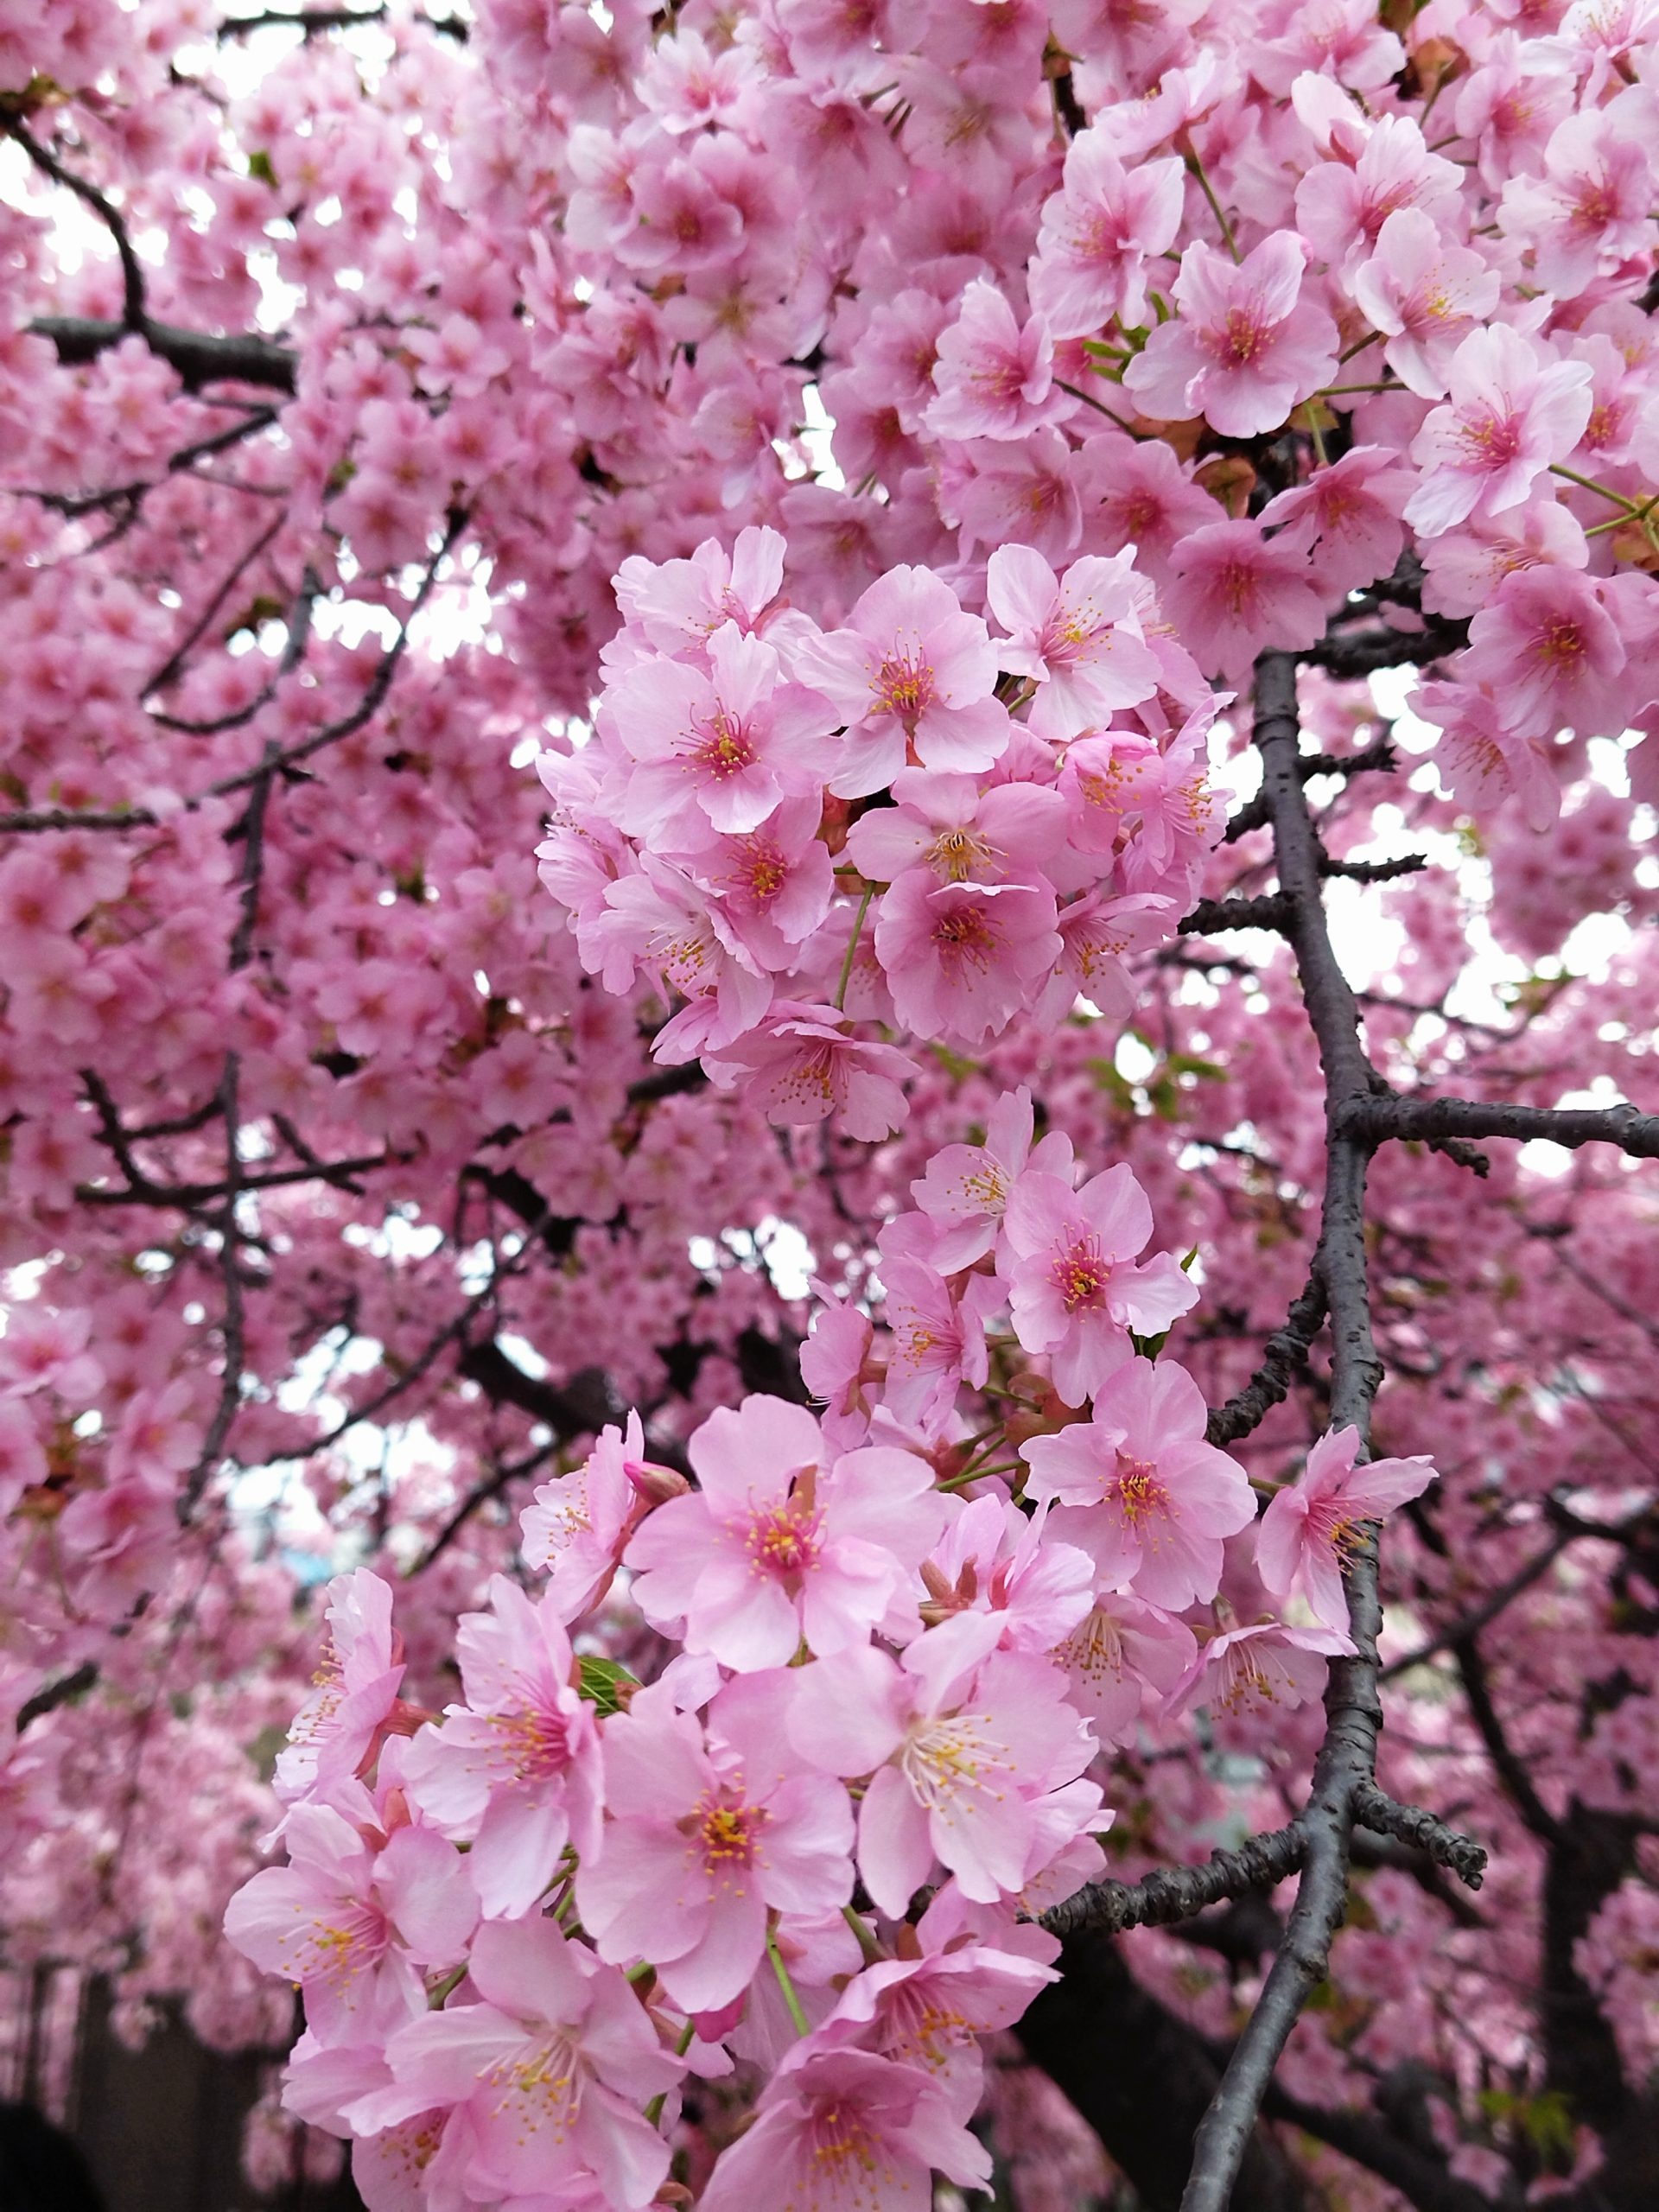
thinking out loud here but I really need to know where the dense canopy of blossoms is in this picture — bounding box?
[2,0,1658,2209]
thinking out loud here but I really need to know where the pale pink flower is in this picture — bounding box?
[874,874,1061,1048]
[954,427,1087,563]
[985,544,1160,739]
[1003,1168,1198,1407]
[1412,678,1561,831]
[1499,105,1655,300]
[520,1412,645,1624]
[401,1576,602,1919]
[677,791,836,969]
[576,1675,855,2012]
[790,568,1011,798]
[704,1002,914,1139]
[799,1304,881,1453]
[1351,209,1502,399]
[1033,888,1180,1027]
[225,1804,476,2046]
[912,1085,1077,1272]
[1459,567,1628,739]
[0,1304,104,1401]
[1123,232,1338,436]
[1418,495,1589,621]
[583,857,772,1061]
[1029,134,1185,337]
[698,2046,990,2212]
[607,623,831,843]
[1161,520,1329,685]
[805,1938,1057,2120]
[625,1395,944,1669]
[1075,430,1220,589]
[1052,1588,1198,1743]
[382,1916,679,2208]
[0,1400,45,1515]
[275,1569,406,1807]
[1171,1619,1354,1719]
[1023,1358,1255,1608]
[1256,1424,1437,1630]
[926,278,1063,442]
[1406,324,1594,537]
[1294,114,1461,273]
[612,524,785,659]
[920,1494,1096,1657]
[1257,447,1413,601]
[881,1257,1000,1435]
[790,1618,1100,1915]
[843,766,1067,890]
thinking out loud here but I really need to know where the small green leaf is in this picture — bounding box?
[576,1656,639,1717]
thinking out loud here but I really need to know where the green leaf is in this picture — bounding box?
[248,149,278,187]
[575,1656,639,1717]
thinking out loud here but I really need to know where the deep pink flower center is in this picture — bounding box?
[744,1491,822,1582]
[490,1702,572,1783]
[1533,618,1586,667]
[690,709,757,779]
[693,1788,769,1874]
[929,901,1000,973]
[1457,406,1523,469]
[874,650,937,725]
[1216,306,1268,368]
[1052,1235,1113,1313]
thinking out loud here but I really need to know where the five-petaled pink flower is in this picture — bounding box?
[275,1568,406,1808]
[1124,231,1338,436]
[1029,131,1185,336]
[986,544,1161,739]
[1255,1423,1436,1630]
[1459,567,1628,739]
[1406,323,1593,537]
[381,1916,681,2208]
[791,568,1011,798]
[576,1675,855,2012]
[1351,207,1500,399]
[1003,1167,1198,1406]
[1171,1619,1355,1721]
[401,1576,603,1919]
[1021,1357,1255,1609]
[625,1394,944,1669]
[911,1084,1076,1272]
[698,2046,991,2212]
[925,277,1065,442]
[1161,520,1330,685]
[705,1001,915,1139]
[874,873,1062,1048]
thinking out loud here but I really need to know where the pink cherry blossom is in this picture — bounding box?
[1052,1587,1198,1743]
[576,1675,854,2012]
[911,1084,1077,1271]
[1257,447,1413,602]
[843,766,1066,891]
[275,1568,406,1808]
[1003,1167,1199,1407]
[1022,1358,1255,1608]
[1256,1425,1437,1630]
[625,1395,944,1668]
[1350,209,1503,399]
[1161,520,1331,685]
[704,1001,914,1138]
[1029,133,1185,337]
[790,567,1011,798]
[985,544,1161,739]
[520,1412,645,1624]
[380,1916,680,2207]
[926,277,1063,442]
[698,2046,991,2211]
[1405,324,1594,537]
[874,874,1061,1048]
[1123,232,1339,436]
[401,1576,602,1919]
[1171,1620,1355,1721]
[1459,567,1629,740]
[880,1256,999,1434]
[789,1619,1101,1915]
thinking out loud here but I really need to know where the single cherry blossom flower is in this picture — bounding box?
[790,568,1011,798]
[704,1002,915,1139]
[612,524,785,658]
[874,874,1062,1049]
[1029,133,1185,336]
[1023,1357,1255,1609]
[1412,677,1562,831]
[381,1916,681,2208]
[698,2046,990,2212]
[881,1256,1001,1435]
[607,622,832,843]
[920,1494,1095,1656]
[274,1569,406,1808]
[225,1804,477,2047]
[1123,232,1338,437]
[520,1411,647,1624]
[1459,566,1628,740]
[1256,1424,1437,1630]
[789,1617,1101,1915]
[625,1394,944,1669]
[925,277,1065,442]
[1160,520,1330,685]
[1171,1619,1355,1720]
[1003,1167,1198,1407]
[577,1675,855,2013]
[843,766,1067,890]
[1350,208,1502,400]
[1052,1587,1198,1744]
[911,1084,1077,1272]
[401,1576,602,1919]
[1405,323,1594,537]
[985,544,1161,739]
[1257,447,1413,602]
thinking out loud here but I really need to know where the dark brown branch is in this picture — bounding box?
[1180,893,1295,936]
[1351,1786,1486,1889]
[218,5,468,37]
[1223,734,1398,843]
[1319,853,1427,885]
[1307,620,1468,680]
[1205,1274,1327,1447]
[16,1662,99,1733]
[1343,1093,1659,1160]
[1452,1637,1563,1847]
[4,118,147,332]
[30,315,298,395]
[1382,1532,1573,1681]
[1041,1826,1306,1939]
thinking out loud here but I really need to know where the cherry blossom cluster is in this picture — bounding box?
[537,525,1222,1134]
[228,1092,1436,2209]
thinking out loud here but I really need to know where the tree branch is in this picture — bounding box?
[1343,1093,1659,1160]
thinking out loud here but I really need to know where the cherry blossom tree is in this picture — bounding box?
[2,3,1657,2210]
